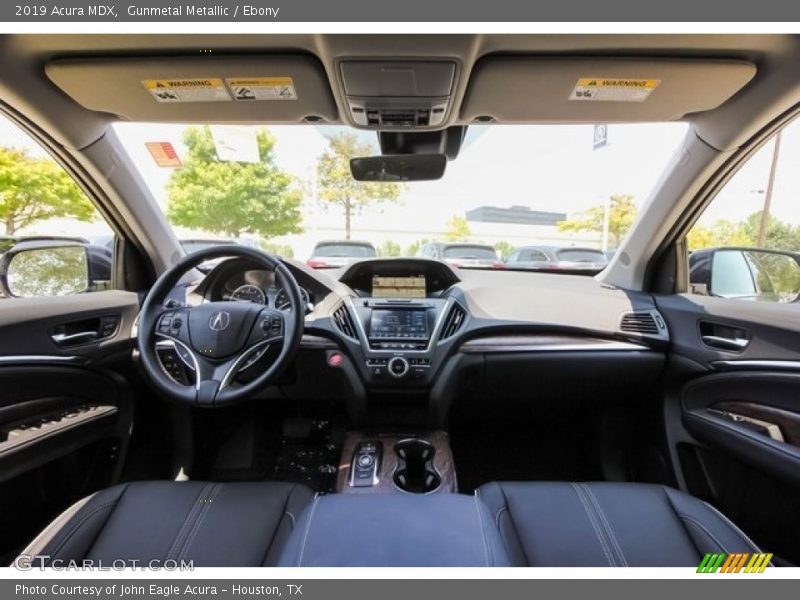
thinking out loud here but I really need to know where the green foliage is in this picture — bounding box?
[741,212,800,251]
[687,211,800,253]
[557,194,637,247]
[493,241,515,260]
[166,126,303,239]
[377,240,402,257]
[260,241,295,258]
[445,216,471,242]
[316,132,405,239]
[0,147,96,235]
[405,238,430,257]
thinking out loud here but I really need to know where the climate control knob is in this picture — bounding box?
[387,356,410,379]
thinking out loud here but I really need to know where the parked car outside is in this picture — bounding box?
[417,242,504,269]
[307,240,377,269]
[505,245,609,272]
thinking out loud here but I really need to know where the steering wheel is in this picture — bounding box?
[138,246,304,407]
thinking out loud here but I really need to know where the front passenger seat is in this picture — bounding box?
[17,481,313,567]
[479,481,763,567]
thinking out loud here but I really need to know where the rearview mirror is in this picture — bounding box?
[0,244,95,298]
[709,248,800,303]
[350,153,447,182]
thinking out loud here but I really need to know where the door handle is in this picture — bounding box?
[51,331,99,346]
[701,335,750,351]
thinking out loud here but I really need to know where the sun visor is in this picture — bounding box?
[460,57,756,123]
[45,55,338,123]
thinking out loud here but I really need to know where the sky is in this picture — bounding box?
[3,113,800,253]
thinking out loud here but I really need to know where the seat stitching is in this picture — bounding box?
[260,484,297,566]
[570,483,614,566]
[166,483,213,560]
[178,483,222,561]
[495,505,508,528]
[582,484,629,567]
[700,501,761,553]
[296,495,320,567]
[47,501,120,559]
[493,484,531,567]
[473,495,492,566]
[678,514,730,554]
[284,511,296,528]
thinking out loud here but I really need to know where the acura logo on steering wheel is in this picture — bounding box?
[208,311,231,331]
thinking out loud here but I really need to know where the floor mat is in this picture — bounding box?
[271,419,343,492]
[198,414,343,493]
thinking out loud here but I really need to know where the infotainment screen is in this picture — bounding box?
[370,309,429,340]
[372,275,426,298]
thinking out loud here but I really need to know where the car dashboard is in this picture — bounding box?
[159,256,669,423]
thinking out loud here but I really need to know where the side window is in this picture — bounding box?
[506,251,520,262]
[687,118,800,304]
[0,113,114,299]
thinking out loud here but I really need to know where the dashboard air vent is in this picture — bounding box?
[620,312,660,335]
[332,305,357,340]
[440,303,467,340]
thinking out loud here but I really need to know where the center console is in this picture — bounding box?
[345,296,460,388]
[337,431,457,494]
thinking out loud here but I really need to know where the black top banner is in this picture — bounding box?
[3,0,800,22]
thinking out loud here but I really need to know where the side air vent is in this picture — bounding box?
[332,305,357,340]
[440,303,467,340]
[620,311,660,336]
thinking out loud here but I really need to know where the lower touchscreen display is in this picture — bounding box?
[372,275,426,298]
[370,309,428,339]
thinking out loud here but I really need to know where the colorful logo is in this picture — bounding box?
[697,552,773,573]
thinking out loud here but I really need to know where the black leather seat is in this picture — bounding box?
[478,481,762,567]
[278,493,510,567]
[18,481,314,567]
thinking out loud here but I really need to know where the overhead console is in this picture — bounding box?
[339,60,458,129]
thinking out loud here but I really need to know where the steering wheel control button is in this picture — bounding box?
[388,356,410,378]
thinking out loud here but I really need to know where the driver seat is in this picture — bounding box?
[17,481,314,567]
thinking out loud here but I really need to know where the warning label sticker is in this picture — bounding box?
[145,142,182,168]
[226,77,297,101]
[569,78,660,102]
[142,79,231,103]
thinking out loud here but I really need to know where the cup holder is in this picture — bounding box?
[393,439,441,493]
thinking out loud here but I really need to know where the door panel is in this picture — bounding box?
[0,290,139,561]
[656,293,800,564]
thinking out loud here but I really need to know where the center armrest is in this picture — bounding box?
[278,493,510,567]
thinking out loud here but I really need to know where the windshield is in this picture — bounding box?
[112,122,688,272]
[556,249,608,262]
[181,240,238,253]
[313,243,376,257]
[442,246,497,259]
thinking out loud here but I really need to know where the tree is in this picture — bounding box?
[494,241,515,260]
[316,132,404,239]
[0,147,96,235]
[557,194,638,248]
[405,238,430,257]
[377,240,402,257]
[687,220,752,251]
[167,126,303,239]
[445,216,471,241]
[741,211,800,252]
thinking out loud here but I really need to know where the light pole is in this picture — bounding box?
[757,131,782,247]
